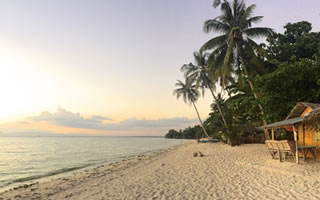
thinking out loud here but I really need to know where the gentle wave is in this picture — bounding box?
[9,165,92,186]
[0,136,182,188]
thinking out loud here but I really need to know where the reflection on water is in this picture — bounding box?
[0,136,182,188]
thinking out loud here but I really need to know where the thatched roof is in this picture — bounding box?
[264,117,303,129]
[263,102,320,129]
[286,102,320,119]
[303,108,320,125]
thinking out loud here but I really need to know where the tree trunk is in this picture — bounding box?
[207,85,230,134]
[238,49,269,139]
[201,69,229,135]
[192,101,209,138]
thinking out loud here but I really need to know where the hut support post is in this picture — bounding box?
[271,128,274,140]
[303,125,305,146]
[293,126,299,164]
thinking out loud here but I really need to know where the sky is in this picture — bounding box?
[0,0,319,136]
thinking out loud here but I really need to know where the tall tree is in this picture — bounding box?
[265,21,320,63]
[256,21,320,123]
[181,51,229,134]
[173,79,209,138]
[201,0,273,135]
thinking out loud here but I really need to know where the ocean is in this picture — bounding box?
[0,136,182,189]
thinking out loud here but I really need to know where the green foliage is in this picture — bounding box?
[181,51,216,96]
[173,76,209,137]
[181,51,230,133]
[255,21,320,123]
[202,0,273,87]
[265,21,320,63]
[165,125,206,139]
[173,0,320,147]
[173,79,199,106]
[225,76,261,122]
[205,92,259,145]
[205,94,231,142]
[165,129,181,139]
[256,58,320,123]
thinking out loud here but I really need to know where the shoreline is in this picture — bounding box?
[1,141,320,199]
[0,141,184,194]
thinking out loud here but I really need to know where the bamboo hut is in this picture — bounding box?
[264,102,320,163]
[304,107,320,125]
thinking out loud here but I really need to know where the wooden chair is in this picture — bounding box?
[277,140,296,161]
[265,140,279,159]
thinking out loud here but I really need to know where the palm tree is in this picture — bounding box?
[173,78,209,138]
[181,51,229,135]
[201,0,273,132]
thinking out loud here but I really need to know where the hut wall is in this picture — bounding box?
[298,107,320,160]
[315,127,320,160]
[298,125,314,145]
[298,126,319,159]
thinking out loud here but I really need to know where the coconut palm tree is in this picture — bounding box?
[201,0,273,132]
[173,78,209,138]
[181,51,229,135]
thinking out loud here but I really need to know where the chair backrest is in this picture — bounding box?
[265,140,274,149]
[265,140,279,150]
[270,140,280,150]
[278,140,292,151]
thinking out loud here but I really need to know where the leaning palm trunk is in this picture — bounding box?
[192,101,209,138]
[238,48,269,139]
[207,84,229,134]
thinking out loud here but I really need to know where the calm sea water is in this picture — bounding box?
[0,136,182,188]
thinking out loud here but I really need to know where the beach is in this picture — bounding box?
[1,141,320,200]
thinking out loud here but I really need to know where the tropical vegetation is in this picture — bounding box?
[166,0,320,146]
[173,78,209,138]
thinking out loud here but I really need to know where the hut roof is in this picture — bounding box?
[303,108,320,125]
[264,117,304,129]
[286,102,320,119]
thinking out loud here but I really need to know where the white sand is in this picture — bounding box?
[1,141,320,200]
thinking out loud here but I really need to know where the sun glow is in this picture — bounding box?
[0,48,30,119]
[0,42,119,121]
[0,43,65,120]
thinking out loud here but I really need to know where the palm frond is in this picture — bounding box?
[207,44,228,68]
[181,63,198,78]
[213,0,221,8]
[241,4,256,23]
[246,38,260,52]
[245,16,263,28]
[220,1,233,23]
[245,27,274,39]
[233,0,246,19]
[201,35,226,52]
[203,19,230,33]
[202,0,272,93]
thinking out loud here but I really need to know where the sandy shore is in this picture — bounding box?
[1,141,320,200]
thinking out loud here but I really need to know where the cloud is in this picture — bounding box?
[29,107,112,129]
[29,107,197,130]
[115,117,197,129]
[91,115,112,121]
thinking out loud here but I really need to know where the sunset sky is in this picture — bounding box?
[1,0,319,136]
